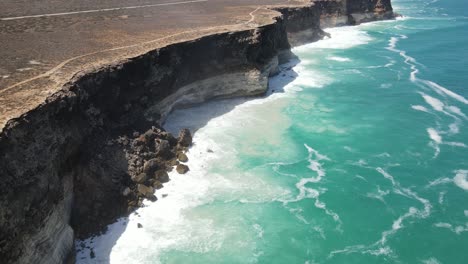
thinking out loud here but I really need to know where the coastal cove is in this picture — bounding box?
[75,0,468,263]
[13,0,468,263]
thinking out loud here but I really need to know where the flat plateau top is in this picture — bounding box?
[0,0,310,130]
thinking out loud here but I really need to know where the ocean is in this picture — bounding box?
[77,0,468,263]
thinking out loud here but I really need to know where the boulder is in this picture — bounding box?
[128,200,137,207]
[177,128,192,147]
[142,129,157,142]
[161,132,178,146]
[154,170,170,183]
[137,184,156,201]
[177,152,188,162]
[143,159,158,175]
[137,223,143,228]
[152,181,164,189]
[132,173,147,184]
[168,159,179,167]
[176,164,189,174]
[155,139,172,158]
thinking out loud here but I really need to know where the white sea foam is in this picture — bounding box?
[375,152,391,158]
[294,26,373,51]
[444,141,467,148]
[448,122,460,134]
[434,222,468,235]
[446,105,467,119]
[421,80,468,105]
[355,175,368,182]
[426,124,466,156]
[380,83,393,89]
[421,94,444,112]
[388,36,398,50]
[292,67,332,88]
[386,34,467,127]
[280,145,342,229]
[438,192,446,204]
[252,224,264,238]
[343,146,355,152]
[427,128,442,144]
[329,244,393,258]
[76,65,313,262]
[426,177,452,188]
[422,257,442,264]
[375,168,431,242]
[332,168,432,259]
[411,105,430,113]
[366,186,390,203]
[326,56,351,62]
[453,170,468,191]
[427,128,441,157]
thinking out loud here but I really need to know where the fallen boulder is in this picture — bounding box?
[154,170,170,183]
[177,152,188,162]
[155,139,172,158]
[137,184,156,201]
[176,164,189,174]
[132,173,148,184]
[142,159,159,175]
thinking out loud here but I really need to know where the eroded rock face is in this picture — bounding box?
[0,1,394,263]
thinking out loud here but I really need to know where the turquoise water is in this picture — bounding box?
[77,0,468,263]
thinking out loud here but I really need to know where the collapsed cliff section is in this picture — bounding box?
[0,1,394,263]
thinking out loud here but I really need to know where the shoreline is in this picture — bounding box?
[74,22,389,262]
[0,1,395,263]
[75,22,391,262]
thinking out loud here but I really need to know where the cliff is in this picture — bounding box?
[0,1,394,263]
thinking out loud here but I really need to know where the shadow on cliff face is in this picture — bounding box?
[163,58,300,135]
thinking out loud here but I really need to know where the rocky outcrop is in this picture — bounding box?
[70,125,191,238]
[0,1,394,263]
[273,4,326,47]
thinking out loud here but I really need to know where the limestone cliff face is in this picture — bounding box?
[316,0,394,27]
[0,1,394,263]
[273,4,326,47]
[346,0,394,24]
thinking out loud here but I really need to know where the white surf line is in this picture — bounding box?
[0,0,208,21]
